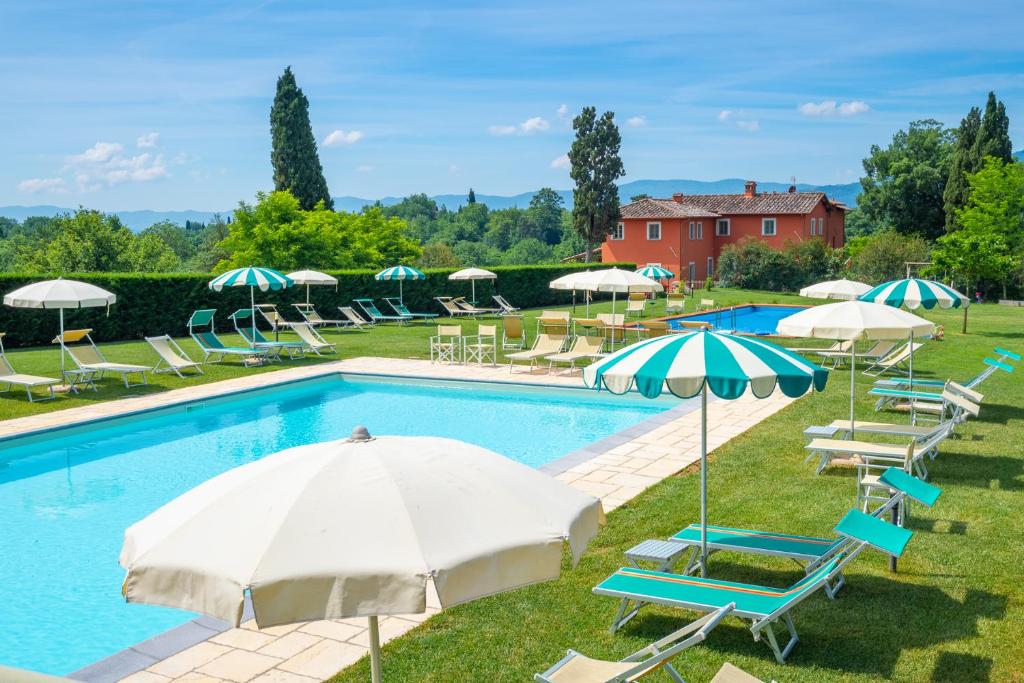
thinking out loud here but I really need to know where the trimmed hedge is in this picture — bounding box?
[0,263,633,348]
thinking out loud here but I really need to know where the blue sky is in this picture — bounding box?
[2,0,1022,211]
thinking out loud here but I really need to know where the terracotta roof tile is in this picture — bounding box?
[619,198,720,219]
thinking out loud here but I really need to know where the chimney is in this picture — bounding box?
[744,180,757,198]
[672,193,683,203]
[788,184,796,193]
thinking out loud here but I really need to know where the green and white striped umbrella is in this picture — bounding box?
[209,267,292,342]
[584,330,828,575]
[635,265,674,280]
[375,265,425,304]
[859,278,967,310]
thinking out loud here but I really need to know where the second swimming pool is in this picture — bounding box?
[666,304,807,335]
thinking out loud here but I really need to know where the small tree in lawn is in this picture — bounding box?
[270,67,333,210]
[930,230,1014,332]
[568,107,624,261]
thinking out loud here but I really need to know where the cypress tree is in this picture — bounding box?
[974,91,1013,163]
[467,188,476,204]
[942,107,981,230]
[568,107,624,261]
[270,67,333,210]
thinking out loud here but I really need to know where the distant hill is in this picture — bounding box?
[0,178,861,231]
[1015,150,1023,161]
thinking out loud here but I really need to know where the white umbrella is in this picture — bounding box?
[550,270,597,315]
[3,278,116,372]
[209,267,293,343]
[799,278,872,301]
[286,270,338,304]
[448,267,496,304]
[577,268,663,349]
[778,301,934,436]
[120,429,603,683]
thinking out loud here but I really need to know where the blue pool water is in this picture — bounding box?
[667,305,807,335]
[0,374,675,675]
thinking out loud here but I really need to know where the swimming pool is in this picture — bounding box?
[0,374,677,675]
[666,304,807,335]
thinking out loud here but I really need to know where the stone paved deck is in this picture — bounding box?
[17,357,796,683]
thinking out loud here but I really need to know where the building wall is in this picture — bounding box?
[601,198,846,281]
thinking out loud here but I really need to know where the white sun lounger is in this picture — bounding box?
[291,323,336,355]
[338,306,373,329]
[0,333,60,402]
[862,342,923,376]
[546,335,605,373]
[508,334,567,372]
[293,303,348,329]
[55,329,149,388]
[145,335,204,378]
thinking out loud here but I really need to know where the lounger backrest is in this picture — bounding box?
[534,334,566,353]
[942,391,980,419]
[194,331,225,350]
[878,466,942,507]
[437,298,462,315]
[540,310,569,321]
[147,336,191,366]
[947,380,983,403]
[357,299,384,316]
[700,299,714,307]
[626,299,645,310]
[503,316,524,338]
[597,313,624,325]
[340,306,367,323]
[575,335,605,354]
[61,333,105,366]
[0,353,15,377]
[188,309,216,328]
[834,509,913,558]
[628,292,647,301]
[306,309,325,324]
[871,341,897,356]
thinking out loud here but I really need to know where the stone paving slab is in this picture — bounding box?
[6,356,795,683]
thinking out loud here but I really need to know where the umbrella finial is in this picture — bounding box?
[347,425,374,443]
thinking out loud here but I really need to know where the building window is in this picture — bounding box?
[689,221,695,239]
[647,222,661,240]
[707,257,714,278]
[762,217,777,236]
[611,222,624,240]
[688,262,696,282]
[716,218,730,236]
[696,222,703,239]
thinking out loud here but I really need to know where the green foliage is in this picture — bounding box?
[416,243,461,268]
[858,119,954,241]
[716,238,845,291]
[849,230,931,284]
[270,67,332,210]
[467,188,476,204]
[0,263,632,347]
[527,187,565,245]
[975,91,1014,164]
[215,191,420,272]
[500,238,552,265]
[569,107,625,260]
[943,106,981,230]
[929,229,1014,292]
[451,240,500,267]
[842,207,881,237]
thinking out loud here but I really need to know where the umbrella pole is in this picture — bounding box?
[471,279,476,305]
[368,616,382,683]
[909,331,915,423]
[59,308,65,374]
[306,284,310,305]
[850,345,856,438]
[611,291,617,350]
[251,287,257,345]
[399,280,404,306]
[700,383,708,578]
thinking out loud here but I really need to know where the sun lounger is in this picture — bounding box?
[145,335,203,378]
[862,342,923,376]
[637,320,670,339]
[806,425,952,485]
[710,662,767,683]
[54,329,149,388]
[502,315,526,350]
[508,334,567,372]
[255,304,298,334]
[597,313,626,348]
[384,297,438,320]
[666,294,685,314]
[229,309,306,359]
[874,356,1012,392]
[546,335,605,373]
[822,418,955,442]
[355,298,411,324]
[534,603,735,683]
[870,383,981,424]
[492,294,519,315]
[790,340,854,356]
[537,310,571,336]
[454,296,499,315]
[291,323,336,355]
[0,333,59,402]
[435,297,476,318]
[595,557,842,663]
[338,306,373,329]
[188,310,269,365]
[625,298,646,318]
[818,340,897,368]
[292,303,347,330]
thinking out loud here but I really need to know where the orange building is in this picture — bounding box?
[601,181,847,283]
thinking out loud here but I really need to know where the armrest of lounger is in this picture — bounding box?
[834,509,912,558]
[984,358,1013,373]
[879,467,941,507]
[995,347,1020,361]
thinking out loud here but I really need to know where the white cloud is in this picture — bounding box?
[626,115,647,128]
[550,154,570,169]
[717,110,733,121]
[67,142,124,164]
[137,132,160,148]
[716,110,759,132]
[488,124,518,136]
[323,129,364,146]
[556,104,569,119]
[736,120,760,131]
[798,100,870,117]
[355,164,374,172]
[17,177,66,194]
[489,116,551,136]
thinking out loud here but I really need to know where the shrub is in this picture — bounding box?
[849,230,931,284]
[717,238,846,292]
[0,263,634,348]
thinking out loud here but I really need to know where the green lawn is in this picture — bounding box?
[2,290,1022,681]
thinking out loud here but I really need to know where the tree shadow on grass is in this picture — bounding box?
[933,453,1024,492]
[617,565,1007,678]
[972,402,1024,426]
[931,651,993,682]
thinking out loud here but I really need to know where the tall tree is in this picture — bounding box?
[568,107,625,261]
[974,91,1014,164]
[942,107,981,230]
[467,188,477,204]
[857,119,954,241]
[270,67,333,210]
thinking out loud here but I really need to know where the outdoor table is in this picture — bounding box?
[62,368,101,393]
